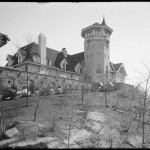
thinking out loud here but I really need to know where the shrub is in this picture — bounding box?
[90,82,100,92]
[29,84,35,94]
[39,87,50,96]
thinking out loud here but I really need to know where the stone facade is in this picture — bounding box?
[0,66,91,92]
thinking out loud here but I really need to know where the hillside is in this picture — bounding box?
[0,88,150,148]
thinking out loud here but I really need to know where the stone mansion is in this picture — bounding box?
[4,18,127,87]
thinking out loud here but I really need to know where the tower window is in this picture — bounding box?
[106,65,109,74]
[106,41,109,49]
[96,64,101,73]
[96,30,100,34]
[87,39,91,45]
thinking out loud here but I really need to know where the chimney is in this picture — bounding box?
[61,48,67,58]
[38,33,46,65]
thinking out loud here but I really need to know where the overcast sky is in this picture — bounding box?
[0,2,150,85]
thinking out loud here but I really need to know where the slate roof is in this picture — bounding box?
[72,52,84,62]
[6,54,13,60]
[93,22,101,26]
[54,52,79,72]
[109,62,122,72]
[19,49,26,56]
[7,42,82,73]
[113,63,122,71]
[6,41,126,75]
[46,48,59,67]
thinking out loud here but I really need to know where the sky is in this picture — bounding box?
[0,2,150,86]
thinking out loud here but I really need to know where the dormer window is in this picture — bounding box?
[60,59,68,70]
[75,63,81,73]
[18,53,22,63]
[6,55,13,67]
[47,59,51,66]
[8,58,11,67]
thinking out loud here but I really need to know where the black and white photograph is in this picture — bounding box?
[0,2,150,148]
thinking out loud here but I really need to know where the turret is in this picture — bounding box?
[81,17,113,83]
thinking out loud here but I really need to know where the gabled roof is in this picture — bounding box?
[54,52,80,72]
[109,62,123,72]
[109,62,115,71]
[113,63,122,71]
[18,49,26,56]
[75,62,81,68]
[110,62,127,76]
[6,54,13,60]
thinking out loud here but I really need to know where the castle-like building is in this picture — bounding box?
[5,18,127,85]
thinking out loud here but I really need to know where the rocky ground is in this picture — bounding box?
[0,91,149,148]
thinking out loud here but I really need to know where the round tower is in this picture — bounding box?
[81,17,113,83]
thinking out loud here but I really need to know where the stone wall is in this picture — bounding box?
[0,67,91,92]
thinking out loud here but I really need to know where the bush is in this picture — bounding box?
[39,87,50,96]
[90,82,100,92]
[117,89,128,98]
[0,85,17,100]
[29,84,35,94]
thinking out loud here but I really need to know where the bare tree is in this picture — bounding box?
[11,34,37,107]
[24,34,37,107]
[133,62,150,148]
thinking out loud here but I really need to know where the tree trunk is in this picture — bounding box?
[0,96,5,136]
[26,61,29,107]
[105,87,108,107]
[33,103,38,121]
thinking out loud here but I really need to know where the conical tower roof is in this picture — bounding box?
[101,16,106,25]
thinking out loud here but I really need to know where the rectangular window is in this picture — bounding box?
[18,55,22,63]
[106,65,109,74]
[96,64,101,73]
[8,59,11,67]
[63,63,66,70]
